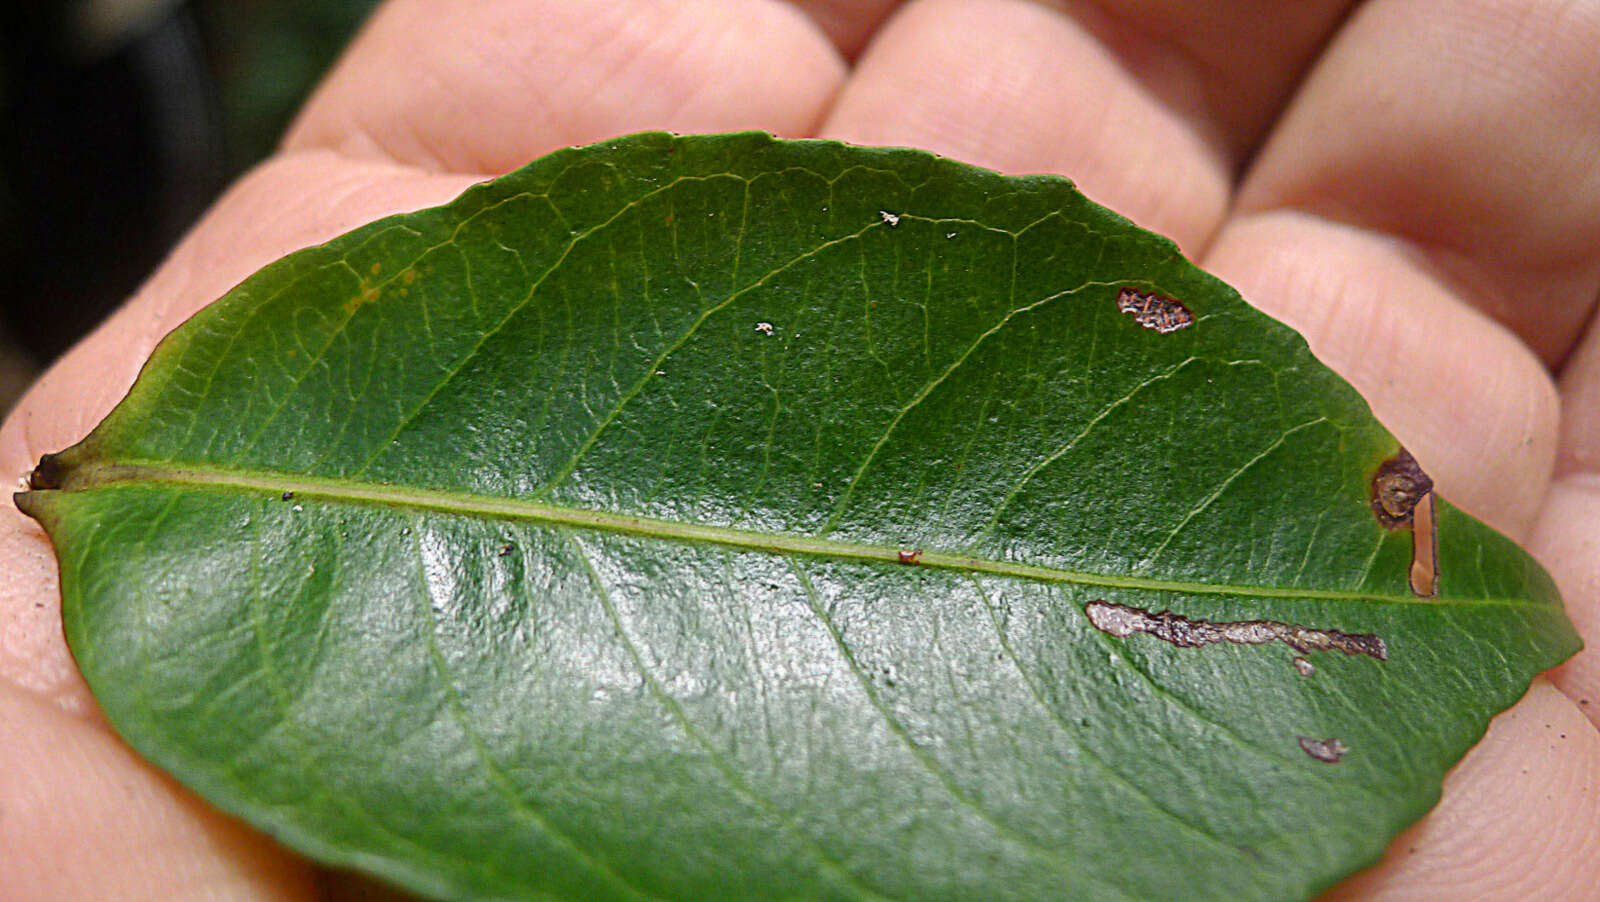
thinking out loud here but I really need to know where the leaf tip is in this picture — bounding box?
[12,489,49,524]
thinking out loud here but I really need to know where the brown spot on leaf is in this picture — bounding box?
[1084,600,1387,661]
[1298,736,1347,763]
[897,548,923,565]
[27,453,64,490]
[1372,447,1439,597]
[1116,287,1193,333]
[1293,657,1315,677]
[343,279,382,315]
[1372,448,1432,529]
[1409,492,1438,598]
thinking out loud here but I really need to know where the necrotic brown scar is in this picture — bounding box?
[1371,447,1438,598]
[1116,287,1193,333]
[1371,448,1432,529]
[1084,600,1387,661]
[1297,736,1347,763]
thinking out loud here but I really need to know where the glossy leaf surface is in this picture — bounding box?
[18,133,1579,902]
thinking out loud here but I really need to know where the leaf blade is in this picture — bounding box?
[20,132,1579,902]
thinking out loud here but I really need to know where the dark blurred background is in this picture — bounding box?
[0,0,383,416]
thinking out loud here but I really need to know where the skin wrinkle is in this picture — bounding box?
[1234,0,1600,365]
[1269,183,1600,374]
[285,0,848,176]
[819,0,1230,253]
[1557,310,1600,475]
[1397,235,1599,373]
[786,0,904,58]
[1059,1,1250,169]
[1533,473,1600,729]
[1068,0,1359,156]
[650,3,846,141]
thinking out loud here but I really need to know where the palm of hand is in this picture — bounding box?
[2,2,1597,900]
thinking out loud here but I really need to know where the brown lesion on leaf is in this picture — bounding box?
[1083,600,1387,661]
[1371,447,1438,598]
[896,548,923,565]
[342,277,383,315]
[1116,287,1193,333]
[27,452,64,491]
[1409,492,1439,598]
[1297,736,1347,763]
[1372,448,1432,529]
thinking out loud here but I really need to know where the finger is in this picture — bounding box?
[284,0,847,175]
[1317,681,1600,902]
[1236,0,1600,366]
[1064,0,1357,156]
[819,0,1229,252]
[0,680,317,902]
[1555,310,1600,477]
[1531,476,1600,727]
[817,0,1355,253]
[1204,211,1557,539]
[1533,311,1600,725]
[0,152,477,709]
[784,0,903,58]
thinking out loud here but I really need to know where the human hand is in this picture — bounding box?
[2,2,1597,899]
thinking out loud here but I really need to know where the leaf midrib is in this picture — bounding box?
[35,458,1518,609]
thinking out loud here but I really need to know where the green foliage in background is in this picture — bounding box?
[198,0,380,173]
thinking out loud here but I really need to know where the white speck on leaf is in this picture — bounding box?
[879,210,900,227]
[754,322,775,335]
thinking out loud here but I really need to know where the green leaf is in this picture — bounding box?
[17,132,1579,902]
